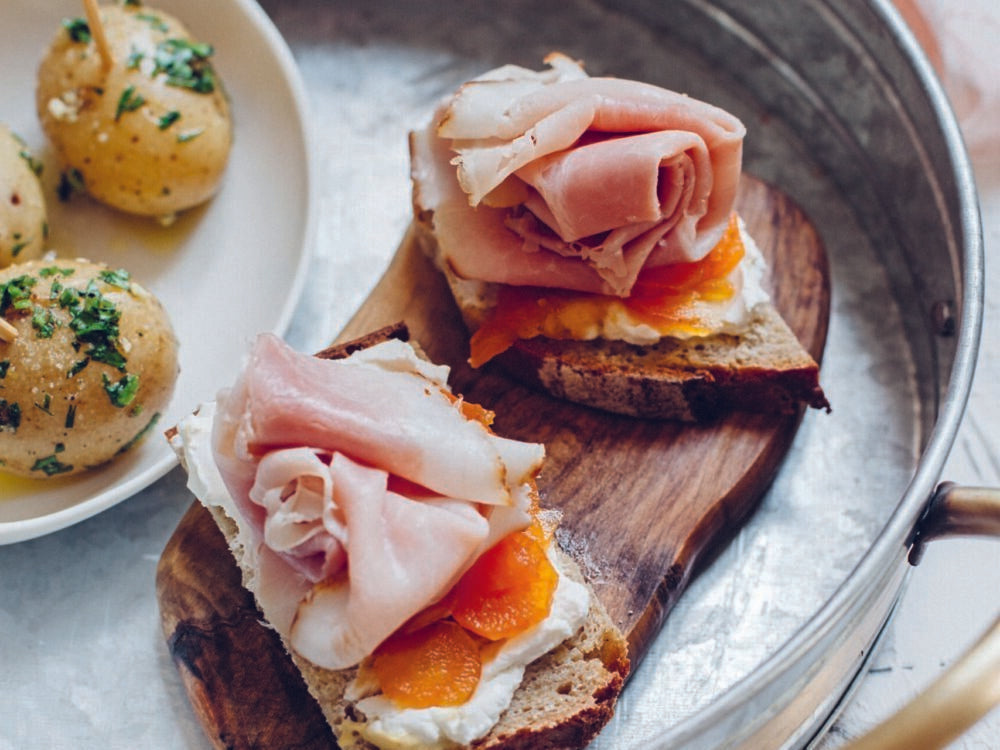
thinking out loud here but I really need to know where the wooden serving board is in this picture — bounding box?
[156,175,829,749]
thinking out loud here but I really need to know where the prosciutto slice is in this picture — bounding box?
[411,53,745,297]
[209,334,544,669]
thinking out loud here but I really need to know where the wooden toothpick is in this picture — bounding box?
[83,0,114,72]
[0,317,18,343]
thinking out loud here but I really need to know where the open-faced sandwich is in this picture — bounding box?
[410,53,829,421]
[167,324,628,749]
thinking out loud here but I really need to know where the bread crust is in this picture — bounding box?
[410,201,829,422]
[208,498,628,750]
[303,548,628,750]
[198,329,629,749]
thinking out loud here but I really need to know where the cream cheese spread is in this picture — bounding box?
[345,559,590,750]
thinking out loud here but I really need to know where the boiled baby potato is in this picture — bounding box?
[0,125,47,268]
[0,258,179,477]
[36,2,232,220]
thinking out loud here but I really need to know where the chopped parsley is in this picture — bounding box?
[99,268,131,290]
[123,0,143,7]
[0,399,20,430]
[18,149,43,177]
[57,168,86,202]
[61,280,127,371]
[177,128,203,143]
[0,275,37,315]
[103,372,140,408]
[0,360,9,379]
[32,453,73,477]
[65,404,77,429]
[115,85,146,120]
[136,13,169,32]
[10,237,30,258]
[153,38,216,93]
[126,47,144,70]
[158,110,181,130]
[40,266,75,279]
[62,18,91,43]
[67,358,89,378]
[31,304,58,338]
[34,393,53,415]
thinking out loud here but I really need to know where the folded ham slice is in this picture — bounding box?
[208,334,545,669]
[411,52,746,297]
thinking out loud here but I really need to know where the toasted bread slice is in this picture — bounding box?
[299,548,628,750]
[412,212,829,422]
[178,327,629,750]
[201,499,628,750]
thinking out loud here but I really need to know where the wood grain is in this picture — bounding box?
[156,175,829,749]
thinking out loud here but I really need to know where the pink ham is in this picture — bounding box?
[210,334,544,668]
[411,53,745,297]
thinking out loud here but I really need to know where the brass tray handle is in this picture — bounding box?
[844,483,1000,750]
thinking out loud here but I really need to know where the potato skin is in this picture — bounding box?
[36,4,232,218]
[0,258,179,477]
[0,125,47,268]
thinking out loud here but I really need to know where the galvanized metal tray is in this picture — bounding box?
[268,0,980,747]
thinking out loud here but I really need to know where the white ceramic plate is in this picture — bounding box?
[0,0,315,543]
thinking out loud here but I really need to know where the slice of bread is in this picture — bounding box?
[411,214,830,423]
[298,548,628,750]
[185,326,630,750]
[204,497,628,750]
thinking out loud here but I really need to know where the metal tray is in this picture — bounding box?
[2,1,983,747]
[271,1,979,747]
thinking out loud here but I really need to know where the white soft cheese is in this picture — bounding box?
[568,217,771,346]
[447,217,771,348]
[346,560,590,750]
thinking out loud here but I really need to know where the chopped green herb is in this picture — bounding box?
[18,149,43,177]
[65,404,77,429]
[0,274,37,315]
[158,110,181,130]
[39,266,75,279]
[153,38,216,93]
[126,47,144,70]
[32,454,73,476]
[136,12,169,32]
[115,85,146,121]
[98,268,131,290]
[0,360,9,379]
[34,393,53,415]
[117,412,160,455]
[31,304,58,338]
[0,399,20,430]
[10,238,30,258]
[63,280,127,370]
[123,0,143,7]
[103,372,140,407]
[177,128,203,143]
[67,358,89,378]
[57,169,86,202]
[62,18,91,43]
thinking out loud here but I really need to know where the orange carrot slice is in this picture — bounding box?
[450,530,558,641]
[468,213,746,366]
[372,620,482,708]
